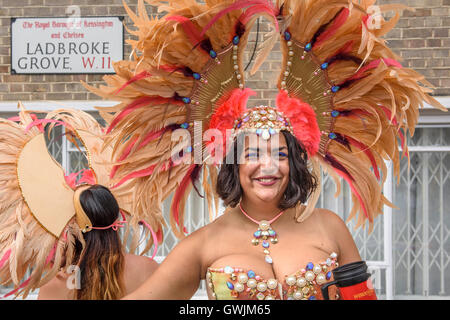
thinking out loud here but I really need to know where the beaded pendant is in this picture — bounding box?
[251,220,279,264]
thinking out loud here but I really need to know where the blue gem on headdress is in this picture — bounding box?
[193,73,201,80]
[331,85,340,93]
[181,122,189,129]
[233,36,240,45]
[326,271,332,280]
[309,296,316,300]
[185,146,193,153]
[237,121,242,129]
[182,97,191,104]
[210,50,217,58]
[262,241,270,248]
[321,62,329,70]
[305,43,312,52]
[269,128,276,135]
[255,129,262,135]
[306,262,314,270]
[226,281,234,290]
[254,230,262,238]
[284,31,291,41]
[328,132,337,140]
[247,270,256,278]
[331,110,340,118]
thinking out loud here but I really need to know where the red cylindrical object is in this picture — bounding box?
[338,279,377,300]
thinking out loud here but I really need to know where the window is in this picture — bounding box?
[392,127,450,298]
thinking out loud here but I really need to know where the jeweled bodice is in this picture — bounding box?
[206,252,340,300]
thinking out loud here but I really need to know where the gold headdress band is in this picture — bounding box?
[73,185,93,233]
[232,106,294,140]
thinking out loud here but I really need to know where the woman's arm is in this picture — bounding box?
[320,209,362,265]
[122,227,205,300]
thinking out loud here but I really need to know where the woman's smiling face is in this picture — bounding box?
[238,132,290,206]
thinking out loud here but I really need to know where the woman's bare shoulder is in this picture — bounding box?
[309,207,347,230]
[122,253,159,295]
[37,272,71,300]
[124,253,158,275]
[310,208,361,263]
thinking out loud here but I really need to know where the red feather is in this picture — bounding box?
[25,118,68,134]
[107,97,178,134]
[335,167,370,222]
[171,164,197,233]
[3,278,31,298]
[276,90,321,156]
[325,154,370,222]
[239,4,278,26]
[79,169,96,185]
[156,228,163,244]
[345,136,381,181]
[114,71,152,94]
[111,128,167,178]
[7,116,20,122]
[158,65,179,73]
[209,87,256,141]
[140,220,159,260]
[0,249,11,269]
[347,58,403,82]
[110,136,139,178]
[64,172,79,189]
[327,40,354,62]
[200,0,277,37]
[314,8,350,49]
[208,88,255,162]
[166,15,204,46]
[112,160,174,189]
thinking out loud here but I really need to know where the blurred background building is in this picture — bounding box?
[0,0,449,299]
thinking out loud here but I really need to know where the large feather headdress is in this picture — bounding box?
[84,0,446,241]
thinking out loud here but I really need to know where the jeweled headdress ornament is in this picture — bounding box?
[232,105,294,140]
[85,0,445,240]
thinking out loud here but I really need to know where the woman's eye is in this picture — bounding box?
[246,153,259,159]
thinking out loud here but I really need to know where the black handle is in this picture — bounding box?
[320,280,338,300]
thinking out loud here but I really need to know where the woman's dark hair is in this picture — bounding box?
[216,131,318,210]
[73,184,125,300]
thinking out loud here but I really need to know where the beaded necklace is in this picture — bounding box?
[239,202,285,264]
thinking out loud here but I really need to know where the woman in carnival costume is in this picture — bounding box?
[0,108,158,299]
[84,0,446,300]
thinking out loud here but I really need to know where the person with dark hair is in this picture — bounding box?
[120,111,361,300]
[37,185,158,300]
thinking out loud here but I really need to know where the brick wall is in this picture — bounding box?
[378,0,450,95]
[0,0,449,104]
